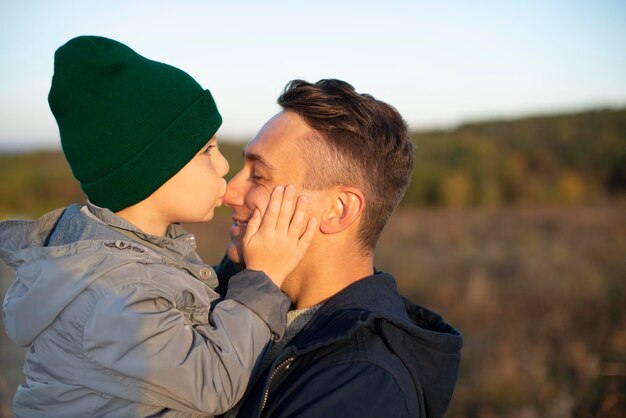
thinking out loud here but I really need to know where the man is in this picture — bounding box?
[220,79,462,418]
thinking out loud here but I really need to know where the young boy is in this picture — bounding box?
[0,36,315,417]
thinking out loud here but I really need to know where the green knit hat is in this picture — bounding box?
[48,35,222,212]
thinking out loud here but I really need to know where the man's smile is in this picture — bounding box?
[230,216,251,238]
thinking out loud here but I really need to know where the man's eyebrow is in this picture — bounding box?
[242,150,275,171]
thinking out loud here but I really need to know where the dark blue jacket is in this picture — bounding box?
[218,263,463,418]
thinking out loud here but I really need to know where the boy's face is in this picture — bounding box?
[150,136,229,224]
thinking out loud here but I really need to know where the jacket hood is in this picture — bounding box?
[2,207,105,346]
[290,273,463,417]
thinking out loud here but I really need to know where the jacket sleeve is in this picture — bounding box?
[82,265,289,415]
[259,360,414,418]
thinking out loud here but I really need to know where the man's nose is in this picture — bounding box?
[223,171,246,208]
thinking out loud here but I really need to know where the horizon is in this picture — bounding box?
[1,104,623,153]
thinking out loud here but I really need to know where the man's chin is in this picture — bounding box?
[226,241,244,266]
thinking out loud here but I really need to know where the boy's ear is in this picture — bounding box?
[319,187,365,235]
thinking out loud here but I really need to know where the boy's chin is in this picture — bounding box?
[181,210,215,224]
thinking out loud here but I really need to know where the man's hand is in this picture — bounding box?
[242,185,317,288]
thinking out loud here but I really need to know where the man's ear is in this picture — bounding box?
[319,187,365,234]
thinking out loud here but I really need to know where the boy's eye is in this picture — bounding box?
[203,144,216,155]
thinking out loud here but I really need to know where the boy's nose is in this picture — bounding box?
[218,153,230,177]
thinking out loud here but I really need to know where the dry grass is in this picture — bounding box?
[375,203,626,417]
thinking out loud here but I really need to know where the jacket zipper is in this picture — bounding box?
[261,355,295,412]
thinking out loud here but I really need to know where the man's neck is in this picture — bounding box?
[281,249,374,309]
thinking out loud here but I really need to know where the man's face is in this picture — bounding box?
[223,110,320,264]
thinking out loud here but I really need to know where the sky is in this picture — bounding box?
[1,0,625,150]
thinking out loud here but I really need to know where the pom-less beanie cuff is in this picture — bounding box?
[83,89,222,212]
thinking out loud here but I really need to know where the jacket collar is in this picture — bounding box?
[288,273,407,351]
[288,272,462,353]
[85,201,199,261]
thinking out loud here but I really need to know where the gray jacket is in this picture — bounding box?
[0,203,290,417]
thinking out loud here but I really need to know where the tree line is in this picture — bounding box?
[407,108,625,207]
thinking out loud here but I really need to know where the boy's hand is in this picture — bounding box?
[242,185,317,288]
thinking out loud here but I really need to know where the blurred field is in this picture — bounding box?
[375,204,626,418]
[1,108,625,417]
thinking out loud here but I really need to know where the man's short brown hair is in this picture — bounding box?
[278,79,414,250]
